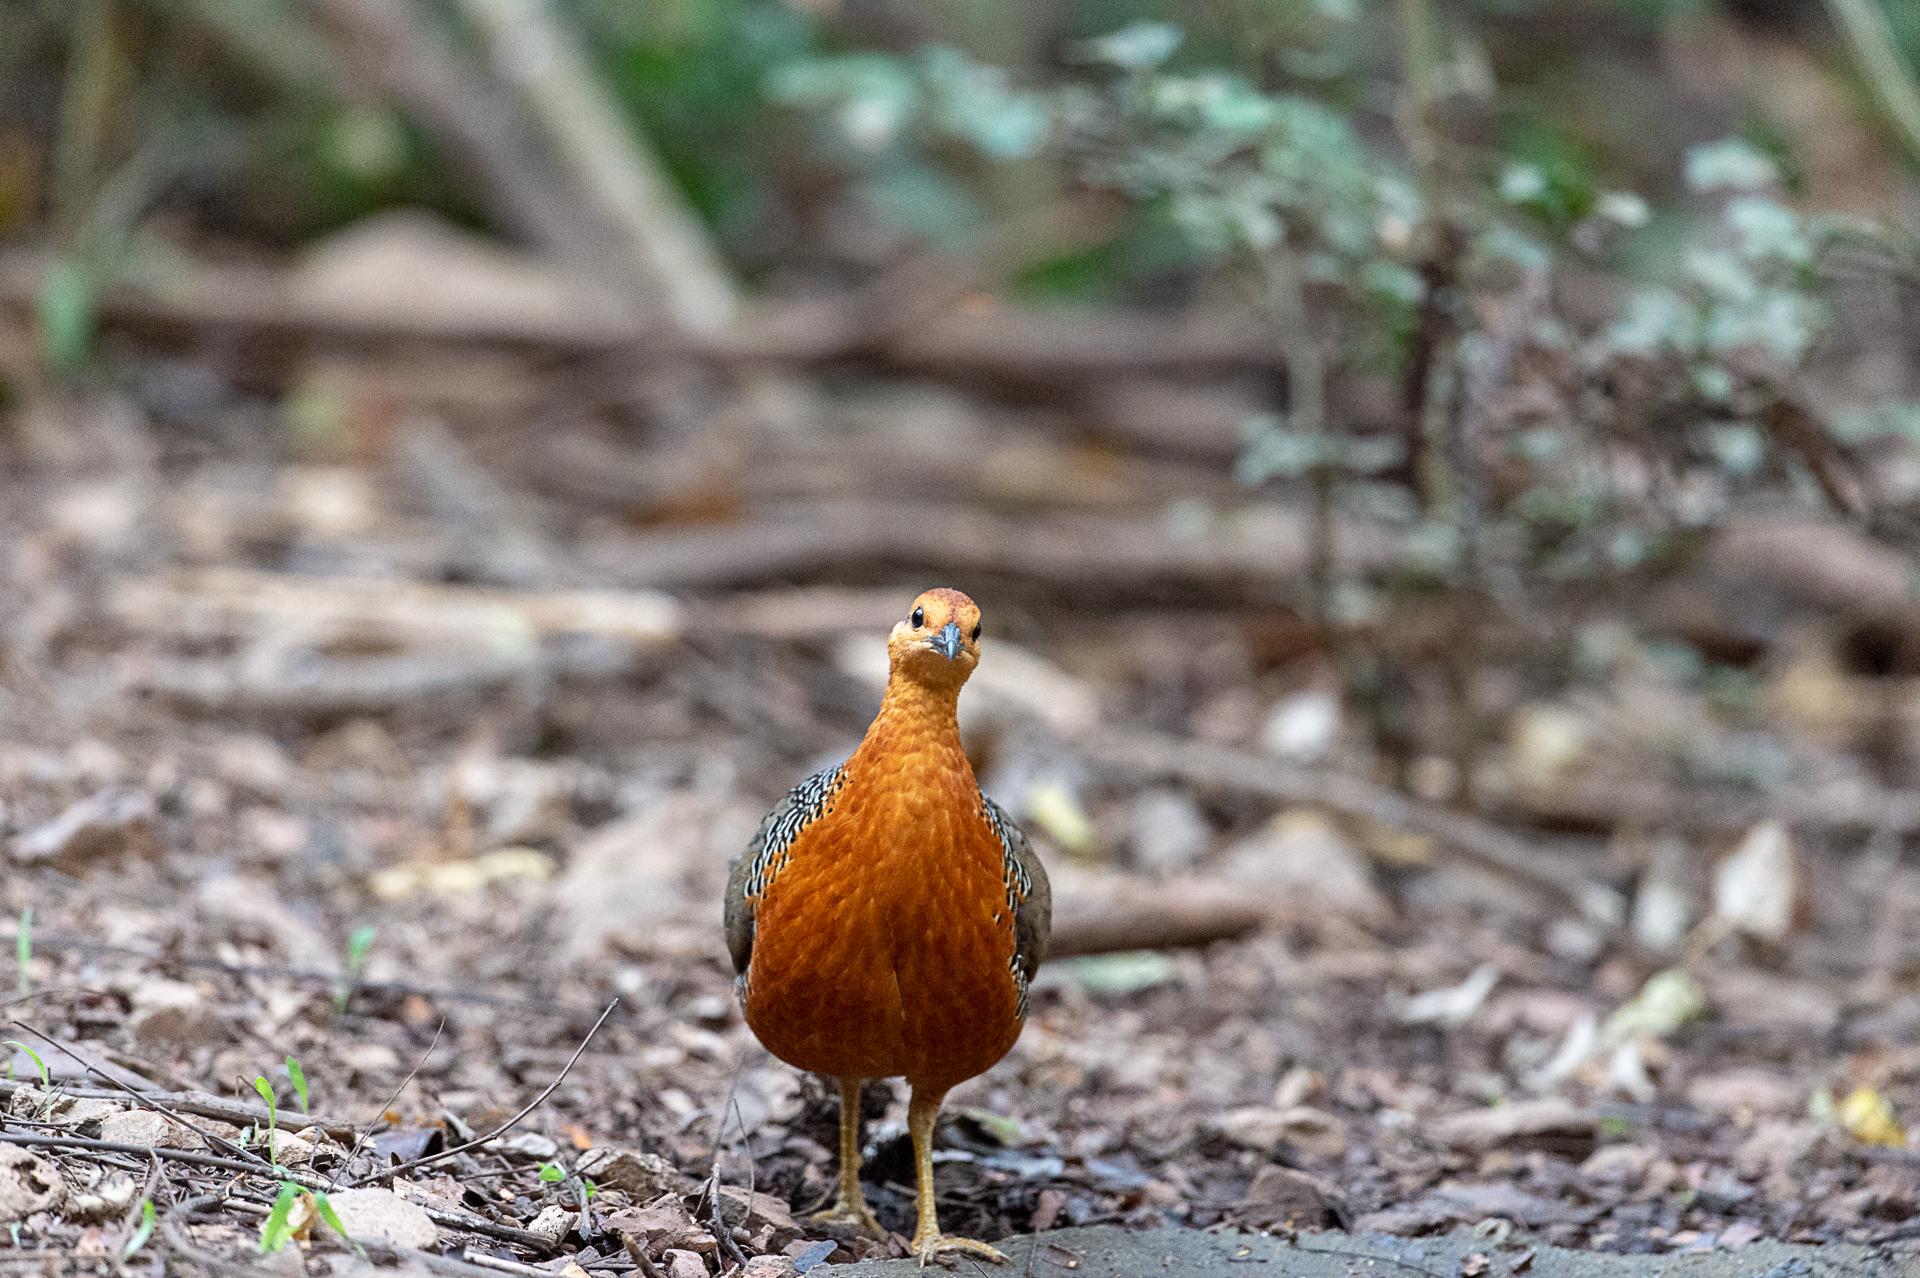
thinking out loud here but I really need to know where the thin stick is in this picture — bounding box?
[329,1017,445,1191]
[348,998,618,1187]
[0,1078,348,1138]
[8,1018,269,1170]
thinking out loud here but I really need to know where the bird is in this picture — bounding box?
[724,587,1051,1265]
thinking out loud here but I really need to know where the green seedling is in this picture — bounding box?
[122,1199,156,1259]
[258,1181,300,1254]
[312,1190,362,1257]
[15,907,30,1001]
[253,1075,281,1169]
[258,1180,361,1258]
[334,924,376,1012]
[287,1056,309,1114]
[4,1041,50,1089]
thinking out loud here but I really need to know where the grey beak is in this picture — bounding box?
[932,621,964,660]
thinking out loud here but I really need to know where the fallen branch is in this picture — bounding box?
[454,0,738,333]
[308,0,624,284]
[0,1078,350,1140]
[0,246,1290,378]
[1048,884,1267,958]
[1080,731,1626,926]
[348,997,618,1187]
[577,499,1409,593]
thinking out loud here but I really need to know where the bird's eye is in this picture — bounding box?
[971,623,982,641]
[910,606,925,628]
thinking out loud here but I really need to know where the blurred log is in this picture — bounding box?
[308,0,622,285]
[576,500,1410,593]
[1049,882,1267,958]
[0,247,1290,378]
[1081,730,1627,926]
[454,0,738,333]
[527,427,1236,516]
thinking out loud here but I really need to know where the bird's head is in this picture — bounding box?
[887,587,984,688]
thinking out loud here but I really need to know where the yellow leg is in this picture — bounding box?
[807,1077,883,1236]
[907,1087,1008,1266]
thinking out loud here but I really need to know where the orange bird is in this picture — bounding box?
[725,588,1051,1264]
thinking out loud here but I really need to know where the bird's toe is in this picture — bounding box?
[912,1234,1010,1267]
[807,1201,886,1239]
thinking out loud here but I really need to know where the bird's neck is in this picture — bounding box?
[852,673,971,780]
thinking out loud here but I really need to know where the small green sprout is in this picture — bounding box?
[252,1075,280,1168]
[258,1181,300,1254]
[15,907,30,1001]
[287,1056,309,1114]
[335,924,377,1012]
[3,1041,49,1089]
[122,1199,156,1259]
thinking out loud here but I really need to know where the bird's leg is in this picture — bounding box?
[907,1087,1008,1266]
[807,1077,884,1236]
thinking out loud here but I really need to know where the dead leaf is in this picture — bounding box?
[1712,820,1797,942]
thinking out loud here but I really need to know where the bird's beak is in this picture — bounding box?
[931,621,964,660]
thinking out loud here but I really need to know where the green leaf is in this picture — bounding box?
[15,906,30,1000]
[37,259,96,373]
[1059,950,1176,994]
[1685,138,1780,193]
[2,1041,49,1089]
[312,1190,362,1256]
[122,1199,156,1259]
[539,1160,565,1183]
[345,924,376,969]
[258,1181,301,1254]
[253,1076,279,1166]
[286,1057,309,1114]
[1073,22,1183,70]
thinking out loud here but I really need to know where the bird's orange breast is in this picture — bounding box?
[742,762,1024,1091]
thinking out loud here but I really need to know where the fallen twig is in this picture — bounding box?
[0,1078,350,1140]
[349,998,618,1186]
[1080,731,1626,925]
[1048,884,1267,958]
[9,1019,271,1171]
[328,1018,444,1191]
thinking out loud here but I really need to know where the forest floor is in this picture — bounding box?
[3,384,1920,1276]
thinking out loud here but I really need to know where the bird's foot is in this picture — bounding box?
[806,1198,885,1239]
[911,1233,1009,1267]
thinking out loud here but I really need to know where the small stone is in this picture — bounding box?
[323,1187,439,1249]
[525,1203,575,1246]
[711,1185,800,1246]
[1578,1143,1658,1187]
[663,1249,708,1278]
[1684,1068,1802,1119]
[1127,788,1212,874]
[577,1147,683,1201]
[1241,1164,1350,1230]
[97,1110,201,1150]
[0,1146,65,1222]
[65,1173,138,1222]
[604,1194,710,1253]
[501,1132,560,1159]
[743,1257,798,1278]
[1215,811,1387,920]
[1209,1106,1347,1160]
[1427,1098,1596,1154]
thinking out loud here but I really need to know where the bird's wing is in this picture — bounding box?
[724,763,845,978]
[984,795,1051,1015]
